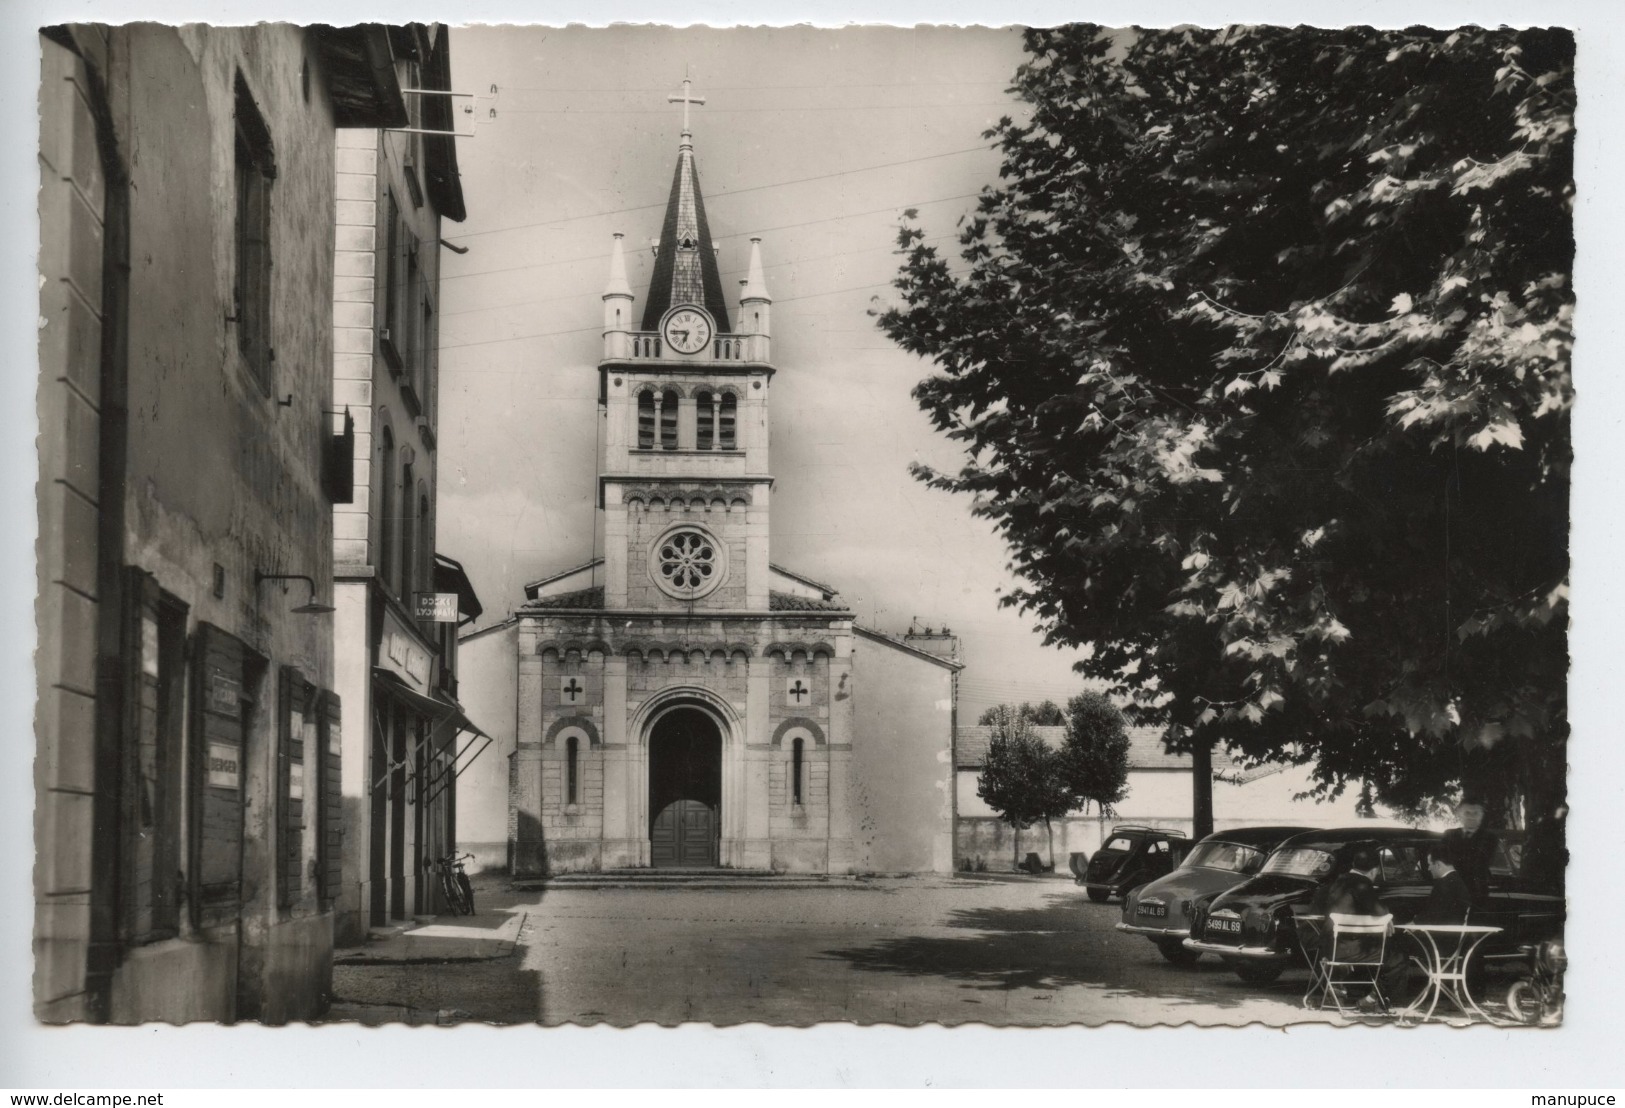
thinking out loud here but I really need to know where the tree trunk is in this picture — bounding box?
[1192,737,1214,841]
[1013,822,1021,870]
[1045,817,1055,871]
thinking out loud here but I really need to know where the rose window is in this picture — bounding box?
[657,531,718,594]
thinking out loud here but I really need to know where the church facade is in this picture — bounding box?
[473,97,962,876]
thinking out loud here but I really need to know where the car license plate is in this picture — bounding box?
[1209,918,1241,935]
[1137,903,1167,918]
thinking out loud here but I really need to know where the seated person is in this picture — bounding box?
[1418,840,1473,925]
[1312,846,1387,922]
[1309,846,1408,1011]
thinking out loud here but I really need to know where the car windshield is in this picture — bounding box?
[1184,841,1266,874]
[1260,847,1337,878]
[1099,837,1135,854]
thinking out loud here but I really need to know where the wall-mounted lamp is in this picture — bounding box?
[255,571,335,615]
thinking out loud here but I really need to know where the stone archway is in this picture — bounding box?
[647,707,722,867]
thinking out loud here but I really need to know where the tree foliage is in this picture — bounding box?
[1059,692,1132,815]
[977,704,1074,865]
[880,26,1573,814]
[978,699,1067,726]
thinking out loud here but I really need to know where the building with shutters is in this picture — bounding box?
[325,23,491,948]
[455,89,962,877]
[34,23,408,1024]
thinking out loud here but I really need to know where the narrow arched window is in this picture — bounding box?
[792,737,804,806]
[418,491,431,598]
[566,735,579,805]
[399,460,415,598]
[696,391,715,451]
[637,390,655,450]
[659,389,679,450]
[377,425,395,585]
[719,393,737,450]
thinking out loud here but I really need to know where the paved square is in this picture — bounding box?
[332,875,1346,1026]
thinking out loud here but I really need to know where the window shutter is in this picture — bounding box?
[189,623,248,927]
[277,667,308,909]
[318,692,344,907]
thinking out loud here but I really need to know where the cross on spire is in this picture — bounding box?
[667,71,706,139]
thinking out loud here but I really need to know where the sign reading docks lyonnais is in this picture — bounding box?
[415,592,459,623]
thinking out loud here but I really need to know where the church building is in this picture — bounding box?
[456,88,962,876]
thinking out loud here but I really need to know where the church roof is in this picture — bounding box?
[954,724,1238,773]
[768,590,850,612]
[640,131,733,332]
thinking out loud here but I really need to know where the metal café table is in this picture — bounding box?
[1395,922,1503,1025]
[1293,914,1330,1009]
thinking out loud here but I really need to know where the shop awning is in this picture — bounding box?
[372,666,453,722]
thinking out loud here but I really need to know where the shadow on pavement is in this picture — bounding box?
[818,892,1305,1011]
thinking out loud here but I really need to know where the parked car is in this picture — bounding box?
[1080,825,1191,903]
[1182,826,1566,985]
[1117,826,1314,965]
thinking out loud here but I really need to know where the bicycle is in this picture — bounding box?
[434,851,477,916]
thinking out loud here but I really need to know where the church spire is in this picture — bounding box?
[640,75,732,332]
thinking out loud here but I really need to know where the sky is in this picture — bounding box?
[436,26,1101,722]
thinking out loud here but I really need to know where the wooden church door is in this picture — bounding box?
[648,708,722,867]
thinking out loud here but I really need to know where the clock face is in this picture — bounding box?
[662,307,713,355]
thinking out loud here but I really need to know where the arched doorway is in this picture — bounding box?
[648,707,722,867]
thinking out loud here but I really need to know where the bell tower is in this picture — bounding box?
[596,76,775,614]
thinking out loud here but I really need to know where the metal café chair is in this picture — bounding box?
[1314,913,1394,1018]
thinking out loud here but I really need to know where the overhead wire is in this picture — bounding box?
[441,144,996,244]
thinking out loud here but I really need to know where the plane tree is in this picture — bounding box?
[879,25,1574,822]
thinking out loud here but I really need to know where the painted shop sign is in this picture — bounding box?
[207,742,241,789]
[415,592,459,623]
[208,670,241,718]
[380,608,432,689]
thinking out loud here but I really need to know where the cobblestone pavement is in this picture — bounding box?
[329,874,1373,1027]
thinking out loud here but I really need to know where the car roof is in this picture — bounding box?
[1275,826,1442,850]
[1197,826,1316,848]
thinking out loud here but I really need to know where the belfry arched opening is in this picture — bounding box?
[648,707,722,867]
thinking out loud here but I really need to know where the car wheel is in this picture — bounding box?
[1157,939,1201,966]
[1233,962,1285,986]
[1086,888,1110,903]
[1504,980,1541,1025]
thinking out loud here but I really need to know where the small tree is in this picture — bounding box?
[977,706,1072,869]
[1059,692,1132,818]
[977,699,1067,727]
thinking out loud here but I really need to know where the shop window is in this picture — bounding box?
[233,75,275,392]
[792,737,805,807]
[660,390,679,450]
[566,736,580,805]
[121,569,188,943]
[719,393,737,449]
[637,390,655,449]
[696,391,715,450]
